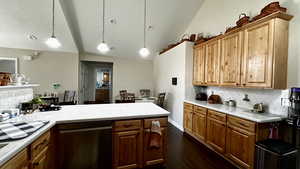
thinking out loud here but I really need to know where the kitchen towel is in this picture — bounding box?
[0,121,49,142]
[149,120,162,149]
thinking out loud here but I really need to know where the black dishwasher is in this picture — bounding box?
[56,121,112,169]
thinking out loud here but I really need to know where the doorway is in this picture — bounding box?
[80,61,113,104]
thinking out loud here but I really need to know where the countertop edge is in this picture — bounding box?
[184,99,284,123]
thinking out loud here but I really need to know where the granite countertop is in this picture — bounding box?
[184,98,285,123]
[0,103,170,166]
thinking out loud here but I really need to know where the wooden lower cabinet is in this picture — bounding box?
[183,103,194,133]
[143,128,167,167]
[226,126,255,169]
[113,117,168,169]
[183,102,266,169]
[192,110,207,141]
[113,130,143,169]
[0,148,28,169]
[206,117,226,153]
[31,147,49,169]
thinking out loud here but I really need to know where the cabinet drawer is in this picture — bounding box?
[228,116,256,133]
[31,131,50,159]
[195,106,207,115]
[208,110,226,122]
[184,103,194,111]
[144,117,168,129]
[114,120,142,132]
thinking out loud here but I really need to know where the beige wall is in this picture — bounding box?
[0,47,79,97]
[185,0,300,87]
[80,54,154,100]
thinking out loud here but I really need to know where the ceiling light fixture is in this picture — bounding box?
[97,0,110,53]
[45,0,61,48]
[139,0,150,58]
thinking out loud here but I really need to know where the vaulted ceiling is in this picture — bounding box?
[0,0,203,59]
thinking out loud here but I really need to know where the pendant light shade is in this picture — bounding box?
[46,0,61,48]
[97,42,110,53]
[139,47,150,58]
[139,0,150,58]
[97,0,110,53]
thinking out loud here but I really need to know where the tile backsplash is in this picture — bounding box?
[0,88,33,109]
[202,87,289,116]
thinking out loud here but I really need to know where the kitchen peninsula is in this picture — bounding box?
[0,103,169,169]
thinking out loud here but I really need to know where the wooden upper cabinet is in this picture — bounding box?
[242,20,274,88]
[220,32,243,86]
[205,40,221,85]
[193,45,206,85]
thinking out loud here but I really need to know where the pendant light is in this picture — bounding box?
[45,0,61,48]
[139,0,150,58]
[97,0,110,53]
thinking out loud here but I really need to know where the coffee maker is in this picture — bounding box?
[287,87,300,169]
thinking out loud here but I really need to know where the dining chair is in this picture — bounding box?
[157,93,166,108]
[119,90,128,101]
[60,90,77,105]
[140,89,151,98]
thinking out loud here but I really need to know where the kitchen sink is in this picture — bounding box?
[0,143,8,150]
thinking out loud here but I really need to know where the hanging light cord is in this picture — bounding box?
[52,0,55,37]
[102,0,105,43]
[143,0,147,48]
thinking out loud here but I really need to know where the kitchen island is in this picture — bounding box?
[0,103,170,169]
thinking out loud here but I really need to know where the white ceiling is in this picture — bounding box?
[0,0,78,53]
[0,0,203,59]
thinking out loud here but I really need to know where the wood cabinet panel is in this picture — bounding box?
[226,126,255,169]
[184,109,193,133]
[113,130,143,169]
[205,40,220,85]
[31,131,50,159]
[114,120,142,132]
[242,20,274,88]
[143,128,167,167]
[193,45,206,85]
[220,32,243,86]
[228,115,256,133]
[0,149,28,169]
[31,147,48,169]
[208,110,226,122]
[193,111,207,141]
[206,117,226,153]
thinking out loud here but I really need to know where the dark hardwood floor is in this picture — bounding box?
[163,123,238,169]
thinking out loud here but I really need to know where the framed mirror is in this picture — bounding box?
[0,57,18,74]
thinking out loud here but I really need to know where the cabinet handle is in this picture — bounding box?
[33,162,39,166]
[236,83,239,86]
[242,84,246,86]
[123,124,133,128]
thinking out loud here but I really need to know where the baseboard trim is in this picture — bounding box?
[168,118,184,131]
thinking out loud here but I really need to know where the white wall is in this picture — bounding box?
[80,54,154,100]
[185,0,300,87]
[153,42,194,129]
[0,47,79,99]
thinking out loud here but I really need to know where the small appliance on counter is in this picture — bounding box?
[39,104,61,112]
[207,92,222,104]
[224,100,236,107]
[251,103,265,113]
[196,92,208,101]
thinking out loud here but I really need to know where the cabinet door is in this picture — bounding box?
[113,130,142,169]
[192,112,206,141]
[220,32,243,86]
[184,109,193,133]
[205,40,220,85]
[143,128,167,167]
[242,20,274,88]
[0,149,28,169]
[226,126,255,169]
[193,45,206,85]
[206,118,226,153]
[31,148,48,169]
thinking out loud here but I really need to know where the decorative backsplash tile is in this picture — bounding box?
[204,87,289,116]
[0,88,33,109]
